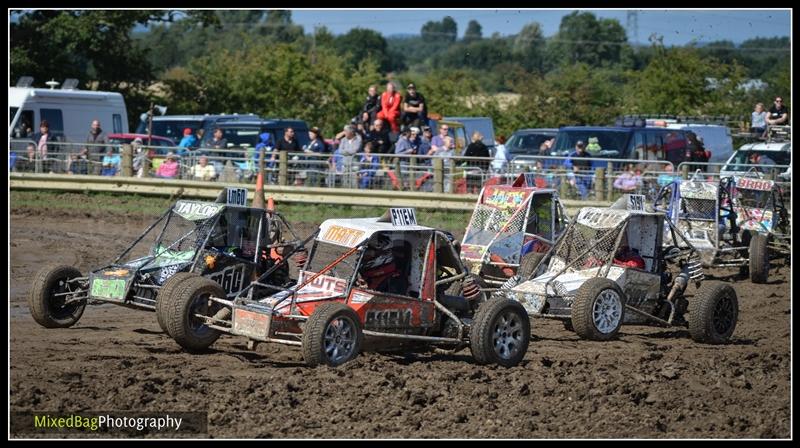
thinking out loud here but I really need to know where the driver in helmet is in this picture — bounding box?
[358,234,405,293]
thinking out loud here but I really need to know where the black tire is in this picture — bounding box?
[562,319,574,332]
[470,297,530,367]
[517,252,546,280]
[571,278,626,341]
[164,277,225,352]
[302,303,363,367]
[155,272,198,335]
[749,233,770,284]
[28,265,86,328]
[689,281,738,344]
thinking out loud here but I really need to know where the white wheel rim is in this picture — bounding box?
[592,289,622,334]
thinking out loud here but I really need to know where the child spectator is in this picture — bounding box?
[750,103,768,134]
[100,148,120,176]
[357,141,380,189]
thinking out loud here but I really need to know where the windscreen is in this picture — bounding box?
[723,150,791,172]
[507,133,553,156]
[136,120,203,140]
[552,130,629,157]
[305,241,361,282]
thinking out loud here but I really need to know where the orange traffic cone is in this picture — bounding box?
[252,172,265,209]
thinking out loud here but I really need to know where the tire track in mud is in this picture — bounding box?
[10,213,791,438]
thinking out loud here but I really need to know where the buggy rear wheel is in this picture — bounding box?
[470,297,530,367]
[155,272,199,335]
[302,303,363,367]
[28,265,86,328]
[749,233,770,284]
[571,278,625,341]
[689,281,738,344]
[163,277,225,352]
[517,252,546,280]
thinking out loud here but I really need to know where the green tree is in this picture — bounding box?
[623,44,747,116]
[335,28,395,73]
[10,10,218,127]
[546,12,629,69]
[463,20,482,43]
[513,22,545,73]
[160,43,382,136]
[421,16,457,42]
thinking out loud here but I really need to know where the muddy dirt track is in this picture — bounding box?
[9,207,792,438]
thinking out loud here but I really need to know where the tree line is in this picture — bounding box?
[10,10,791,138]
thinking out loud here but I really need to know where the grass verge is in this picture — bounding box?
[10,190,472,231]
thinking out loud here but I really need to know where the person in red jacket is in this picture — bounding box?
[377,82,402,133]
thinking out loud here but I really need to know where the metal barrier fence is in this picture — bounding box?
[8,139,790,204]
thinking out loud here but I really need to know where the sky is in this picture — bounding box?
[288,9,791,46]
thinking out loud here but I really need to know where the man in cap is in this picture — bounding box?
[401,82,427,129]
[565,140,593,200]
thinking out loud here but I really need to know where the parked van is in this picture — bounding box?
[9,78,128,144]
[644,119,734,164]
[134,113,261,142]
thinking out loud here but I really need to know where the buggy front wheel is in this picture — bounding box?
[302,303,363,367]
[163,277,225,352]
[470,297,530,367]
[28,265,87,328]
[571,278,626,341]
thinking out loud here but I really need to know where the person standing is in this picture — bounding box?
[33,120,59,160]
[361,85,381,127]
[565,140,593,200]
[376,82,402,133]
[400,83,427,129]
[84,119,108,155]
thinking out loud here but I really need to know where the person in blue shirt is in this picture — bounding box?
[177,128,197,156]
[100,148,121,176]
[357,141,380,189]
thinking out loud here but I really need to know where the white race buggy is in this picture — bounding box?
[504,195,738,344]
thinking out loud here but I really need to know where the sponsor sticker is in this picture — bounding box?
[173,201,224,221]
[232,308,271,341]
[320,225,366,247]
[90,278,126,300]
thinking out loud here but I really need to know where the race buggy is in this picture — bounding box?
[460,173,569,288]
[28,188,304,331]
[653,170,789,283]
[728,172,791,282]
[505,194,738,344]
[157,208,531,367]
